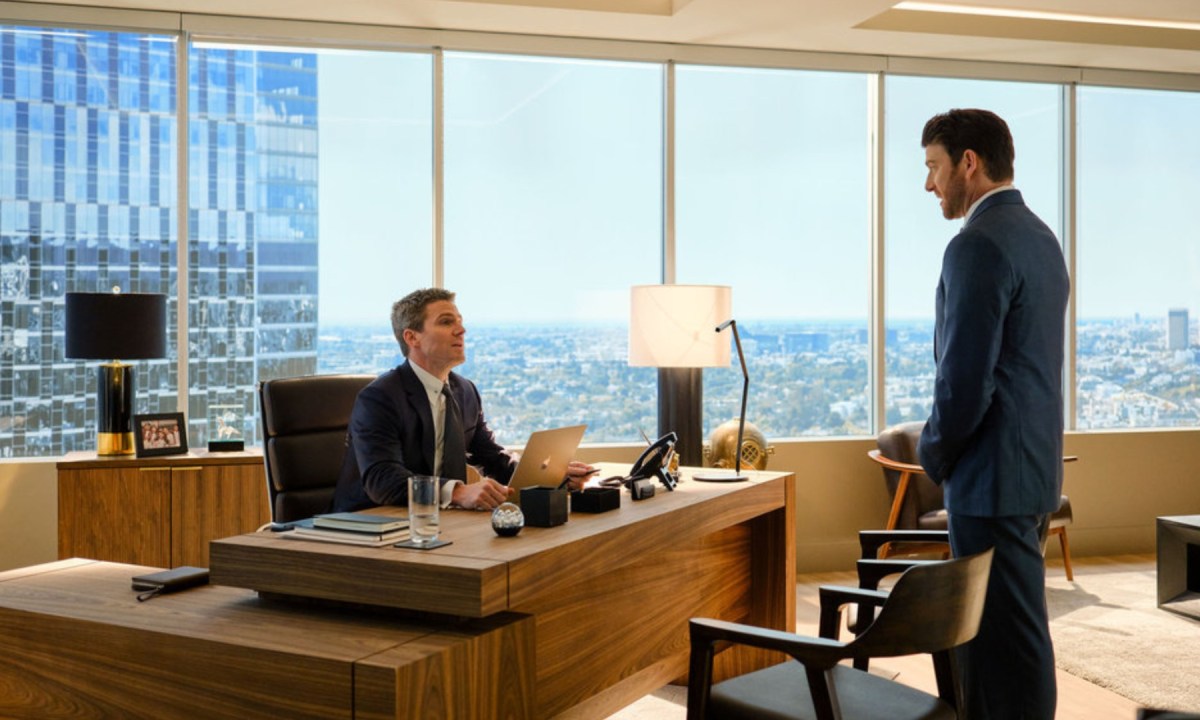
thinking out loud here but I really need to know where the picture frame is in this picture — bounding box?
[207,403,245,452]
[134,412,189,458]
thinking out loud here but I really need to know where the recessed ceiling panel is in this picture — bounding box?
[857,5,1200,51]
[430,0,692,16]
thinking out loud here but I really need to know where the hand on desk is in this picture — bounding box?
[560,461,601,492]
[452,477,512,511]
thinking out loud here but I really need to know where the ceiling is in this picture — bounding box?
[28,0,1200,74]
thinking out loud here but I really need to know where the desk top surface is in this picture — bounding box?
[210,465,794,616]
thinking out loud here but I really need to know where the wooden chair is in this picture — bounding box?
[687,548,994,720]
[868,421,951,559]
[259,374,374,523]
[868,421,1076,580]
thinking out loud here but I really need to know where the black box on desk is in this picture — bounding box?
[208,440,244,452]
[520,486,568,527]
[570,487,620,513]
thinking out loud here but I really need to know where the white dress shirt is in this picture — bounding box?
[408,361,463,507]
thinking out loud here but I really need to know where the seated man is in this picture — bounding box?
[331,288,593,512]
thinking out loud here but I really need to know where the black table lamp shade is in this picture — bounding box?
[66,293,167,360]
[65,292,168,455]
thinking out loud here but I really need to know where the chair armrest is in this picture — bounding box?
[860,529,950,559]
[867,449,925,474]
[818,585,889,639]
[687,619,848,720]
[690,617,847,668]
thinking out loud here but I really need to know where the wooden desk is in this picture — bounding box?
[212,468,796,718]
[57,450,269,568]
[0,559,533,719]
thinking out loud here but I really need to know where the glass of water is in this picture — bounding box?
[408,475,440,545]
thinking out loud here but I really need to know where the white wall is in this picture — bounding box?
[0,459,57,572]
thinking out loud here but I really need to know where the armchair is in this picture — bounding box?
[869,421,1076,579]
[687,549,993,720]
[868,421,950,559]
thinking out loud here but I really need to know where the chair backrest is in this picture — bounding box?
[877,421,944,528]
[259,374,374,523]
[850,548,993,660]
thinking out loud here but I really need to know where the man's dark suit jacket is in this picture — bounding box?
[918,188,1069,518]
[330,361,516,512]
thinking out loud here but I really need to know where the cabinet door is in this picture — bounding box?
[58,467,171,567]
[170,463,268,567]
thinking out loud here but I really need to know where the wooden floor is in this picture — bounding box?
[611,554,1149,719]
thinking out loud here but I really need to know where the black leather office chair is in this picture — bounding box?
[259,374,374,523]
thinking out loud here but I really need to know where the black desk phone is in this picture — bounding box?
[600,431,678,494]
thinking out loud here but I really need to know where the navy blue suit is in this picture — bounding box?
[918,189,1068,720]
[331,361,516,512]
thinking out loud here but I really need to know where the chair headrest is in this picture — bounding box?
[260,374,374,437]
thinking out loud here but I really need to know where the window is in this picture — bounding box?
[675,65,871,438]
[1076,86,1200,429]
[5,16,1200,459]
[187,44,433,444]
[883,76,1063,426]
[0,26,178,458]
[442,53,663,444]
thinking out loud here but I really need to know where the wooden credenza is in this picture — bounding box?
[57,450,269,568]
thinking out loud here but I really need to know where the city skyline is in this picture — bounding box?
[317,307,1199,445]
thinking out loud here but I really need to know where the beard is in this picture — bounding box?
[940,168,969,220]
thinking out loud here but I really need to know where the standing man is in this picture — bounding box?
[331,288,594,513]
[917,109,1068,719]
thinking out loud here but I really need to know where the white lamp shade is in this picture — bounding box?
[629,285,732,368]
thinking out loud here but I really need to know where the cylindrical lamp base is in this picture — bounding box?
[97,431,136,456]
[97,363,136,456]
[658,367,703,467]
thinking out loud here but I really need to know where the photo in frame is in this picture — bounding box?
[134,412,189,458]
[207,403,245,452]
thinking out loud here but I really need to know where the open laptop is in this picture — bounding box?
[507,424,587,490]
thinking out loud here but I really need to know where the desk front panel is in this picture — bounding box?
[517,473,794,718]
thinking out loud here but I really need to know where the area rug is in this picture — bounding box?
[1046,568,1200,711]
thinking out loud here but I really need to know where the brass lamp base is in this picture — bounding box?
[97,431,136,456]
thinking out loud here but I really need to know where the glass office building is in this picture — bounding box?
[188,46,319,444]
[0,28,317,456]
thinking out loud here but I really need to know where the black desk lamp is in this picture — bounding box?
[66,290,167,456]
[693,319,749,482]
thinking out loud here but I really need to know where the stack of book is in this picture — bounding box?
[285,512,410,547]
